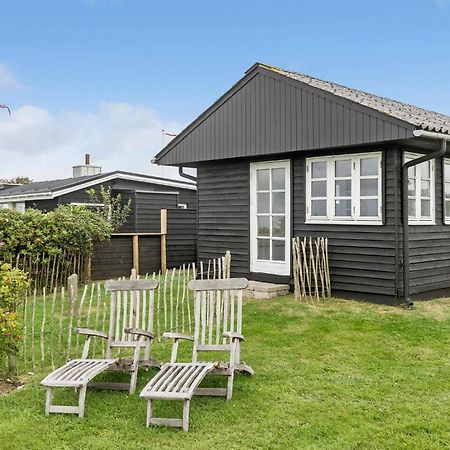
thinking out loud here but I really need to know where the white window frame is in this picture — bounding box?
[405,152,435,225]
[444,158,450,224]
[305,152,383,225]
[250,160,291,276]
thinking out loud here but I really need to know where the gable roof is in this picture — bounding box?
[264,64,450,134]
[0,170,196,202]
[154,63,450,166]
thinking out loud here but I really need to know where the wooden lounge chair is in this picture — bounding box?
[41,278,159,418]
[140,278,253,431]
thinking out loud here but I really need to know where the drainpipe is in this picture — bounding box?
[402,130,449,305]
[178,166,197,183]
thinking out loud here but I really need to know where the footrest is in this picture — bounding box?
[140,362,214,401]
[41,359,117,388]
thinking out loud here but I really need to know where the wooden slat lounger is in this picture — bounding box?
[41,278,159,418]
[140,278,253,431]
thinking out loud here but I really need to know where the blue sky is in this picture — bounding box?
[1,0,449,180]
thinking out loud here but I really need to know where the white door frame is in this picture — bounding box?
[250,159,291,276]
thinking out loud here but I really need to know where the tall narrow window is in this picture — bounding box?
[405,153,435,224]
[306,152,382,225]
[444,159,450,223]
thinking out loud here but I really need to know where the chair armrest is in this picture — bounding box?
[223,332,244,341]
[124,328,154,340]
[163,332,194,341]
[76,328,108,339]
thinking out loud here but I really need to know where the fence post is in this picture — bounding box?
[160,209,167,272]
[132,235,139,275]
[66,274,78,360]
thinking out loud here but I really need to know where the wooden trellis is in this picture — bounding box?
[292,237,331,301]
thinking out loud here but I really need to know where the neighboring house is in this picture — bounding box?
[0,156,198,276]
[154,62,450,304]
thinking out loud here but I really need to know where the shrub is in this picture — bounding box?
[0,264,29,361]
[0,205,112,261]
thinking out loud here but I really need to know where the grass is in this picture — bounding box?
[1,295,450,449]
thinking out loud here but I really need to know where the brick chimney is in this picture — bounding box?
[73,154,102,178]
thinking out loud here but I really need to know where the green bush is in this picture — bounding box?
[0,205,112,261]
[0,263,29,360]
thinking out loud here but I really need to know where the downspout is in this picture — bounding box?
[178,166,197,183]
[402,130,449,305]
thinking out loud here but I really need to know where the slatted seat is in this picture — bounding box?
[42,359,117,388]
[140,278,252,431]
[41,277,159,418]
[140,362,214,431]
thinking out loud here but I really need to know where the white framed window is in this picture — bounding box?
[444,159,450,224]
[250,160,291,276]
[405,152,435,225]
[306,152,382,225]
[177,203,188,209]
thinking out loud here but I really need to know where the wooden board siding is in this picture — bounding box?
[293,147,399,299]
[166,209,197,268]
[408,156,450,296]
[197,160,250,277]
[157,69,414,166]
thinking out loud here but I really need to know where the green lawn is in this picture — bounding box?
[1,295,450,449]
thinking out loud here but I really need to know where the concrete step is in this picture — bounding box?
[244,280,290,300]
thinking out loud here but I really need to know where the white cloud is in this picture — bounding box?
[0,102,190,181]
[0,63,23,94]
[435,0,450,11]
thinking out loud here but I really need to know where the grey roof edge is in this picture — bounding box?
[0,170,196,201]
[154,62,450,165]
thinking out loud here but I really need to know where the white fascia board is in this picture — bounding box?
[0,173,195,203]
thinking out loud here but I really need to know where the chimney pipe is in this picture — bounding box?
[85,153,91,165]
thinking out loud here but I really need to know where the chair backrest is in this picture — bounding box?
[187,278,248,361]
[104,279,159,347]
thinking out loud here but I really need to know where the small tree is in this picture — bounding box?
[0,263,29,373]
[86,185,132,232]
[0,176,33,185]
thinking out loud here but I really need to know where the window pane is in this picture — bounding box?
[408,179,416,197]
[257,193,270,213]
[311,200,327,217]
[421,161,430,179]
[360,179,378,197]
[272,192,285,213]
[272,240,285,261]
[257,239,270,260]
[360,157,378,176]
[446,201,450,218]
[408,165,416,178]
[421,180,430,198]
[272,216,285,237]
[445,164,450,182]
[257,169,270,191]
[335,159,352,177]
[312,180,327,197]
[445,182,450,199]
[335,199,352,217]
[335,180,351,197]
[360,199,378,217]
[257,216,270,237]
[408,199,416,217]
[421,199,430,217]
[271,168,285,190]
[311,161,327,178]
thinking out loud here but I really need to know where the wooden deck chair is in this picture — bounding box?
[41,279,159,418]
[140,278,253,431]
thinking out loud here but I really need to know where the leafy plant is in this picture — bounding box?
[0,263,29,362]
[0,205,112,261]
[86,185,132,232]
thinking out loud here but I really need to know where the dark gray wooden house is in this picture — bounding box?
[0,157,197,277]
[154,63,450,304]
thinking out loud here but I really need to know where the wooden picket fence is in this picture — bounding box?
[292,237,331,301]
[13,252,231,374]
